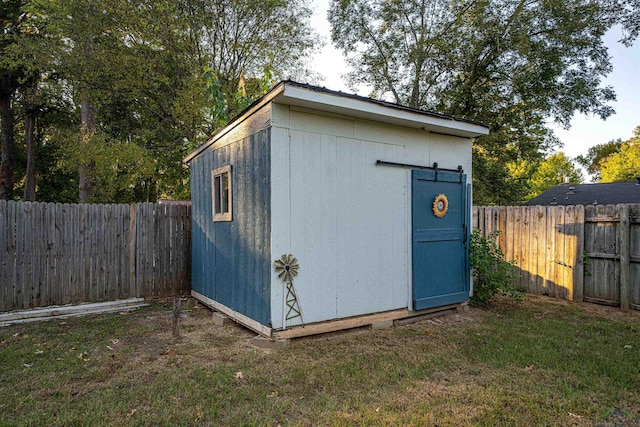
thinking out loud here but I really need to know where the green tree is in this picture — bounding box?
[329,0,618,205]
[576,139,623,182]
[527,152,584,199]
[23,0,319,203]
[599,127,640,182]
[0,0,26,200]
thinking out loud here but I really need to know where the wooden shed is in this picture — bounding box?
[184,81,490,339]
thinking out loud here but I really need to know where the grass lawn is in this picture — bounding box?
[1,294,639,426]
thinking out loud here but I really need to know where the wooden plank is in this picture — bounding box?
[605,205,619,303]
[527,206,537,294]
[142,203,152,296]
[25,202,36,308]
[100,204,109,300]
[9,201,18,310]
[585,216,619,223]
[0,200,7,312]
[154,203,164,296]
[90,204,99,302]
[162,203,171,295]
[166,204,174,295]
[520,206,531,292]
[472,206,479,230]
[573,205,585,302]
[135,203,144,297]
[129,204,137,297]
[545,206,556,297]
[55,203,63,305]
[555,207,568,299]
[274,307,411,340]
[65,203,75,304]
[173,204,182,292]
[484,207,492,238]
[15,201,26,309]
[586,253,621,260]
[103,205,112,300]
[516,206,525,288]
[630,205,640,308]
[619,204,630,311]
[119,204,128,298]
[111,205,118,298]
[582,205,594,299]
[45,202,56,307]
[152,203,160,296]
[563,205,576,301]
[590,205,607,300]
[83,204,92,302]
[31,202,42,307]
[70,204,79,304]
[533,205,546,295]
[498,207,507,253]
[182,204,191,290]
[192,289,272,337]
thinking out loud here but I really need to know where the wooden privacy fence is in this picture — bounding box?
[473,204,640,311]
[0,201,191,312]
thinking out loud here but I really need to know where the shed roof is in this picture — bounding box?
[524,179,640,206]
[184,81,490,163]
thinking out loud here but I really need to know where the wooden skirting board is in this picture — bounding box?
[192,290,467,341]
[273,303,466,339]
[191,290,272,337]
[273,308,410,340]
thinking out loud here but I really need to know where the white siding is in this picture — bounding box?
[270,106,473,328]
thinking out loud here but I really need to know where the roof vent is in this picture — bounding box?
[567,186,575,195]
[593,200,598,205]
[551,198,558,205]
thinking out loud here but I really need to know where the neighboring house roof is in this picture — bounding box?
[184,80,491,164]
[525,179,640,206]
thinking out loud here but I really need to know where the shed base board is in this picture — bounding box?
[191,291,272,337]
[273,308,410,340]
[192,290,468,340]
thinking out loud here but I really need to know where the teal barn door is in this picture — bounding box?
[412,169,470,310]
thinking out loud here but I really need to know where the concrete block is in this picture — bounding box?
[457,304,470,312]
[251,336,290,349]
[371,320,394,330]
[212,312,231,326]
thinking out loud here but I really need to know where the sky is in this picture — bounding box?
[308,0,640,164]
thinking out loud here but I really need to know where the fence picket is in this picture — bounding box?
[0,201,190,313]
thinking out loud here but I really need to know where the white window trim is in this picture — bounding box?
[211,165,232,222]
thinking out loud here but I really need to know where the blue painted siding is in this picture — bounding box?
[190,129,271,326]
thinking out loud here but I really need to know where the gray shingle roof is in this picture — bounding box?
[525,179,640,206]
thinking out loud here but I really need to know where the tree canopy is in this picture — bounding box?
[576,139,623,182]
[526,152,584,199]
[599,126,640,182]
[0,0,319,203]
[329,0,627,204]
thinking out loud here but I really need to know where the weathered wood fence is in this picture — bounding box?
[0,201,191,312]
[473,204,640,311]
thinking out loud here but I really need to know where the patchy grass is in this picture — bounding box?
[1,295,639,426]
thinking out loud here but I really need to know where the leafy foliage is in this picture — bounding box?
[576,139,624,182]
[1,0,319,203]
[329,0,621,205]
[599,127,640,182]
[469,230,519,305]
[526,152,584,199]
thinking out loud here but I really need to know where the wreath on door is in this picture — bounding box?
[433,193,449,218]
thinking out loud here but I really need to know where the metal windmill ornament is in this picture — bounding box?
[274,254,303,322]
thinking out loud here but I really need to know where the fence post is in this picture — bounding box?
[619,204,630,312]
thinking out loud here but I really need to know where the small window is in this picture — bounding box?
[212,165,232,221]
